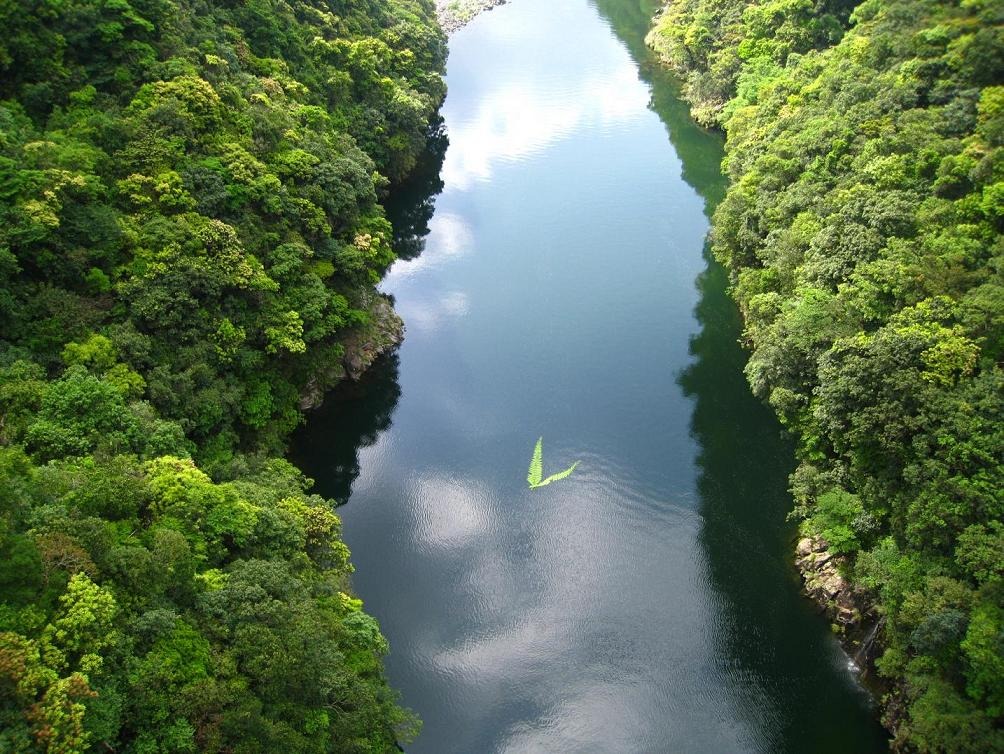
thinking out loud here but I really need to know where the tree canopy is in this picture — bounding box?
[651,0,1003,749]
[0,0,446,749]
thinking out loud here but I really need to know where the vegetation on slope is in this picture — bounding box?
[0,0,446,749]
[650,0,1003,749]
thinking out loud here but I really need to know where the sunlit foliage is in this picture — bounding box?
[651,0,1003,748]
[0,0,445,749]
[526,437,579,489]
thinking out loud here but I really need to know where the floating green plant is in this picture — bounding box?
[527,437,579,489]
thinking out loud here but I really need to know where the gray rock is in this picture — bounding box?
[297,292,404,411]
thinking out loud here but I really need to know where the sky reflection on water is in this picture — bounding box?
[293,0,889,750]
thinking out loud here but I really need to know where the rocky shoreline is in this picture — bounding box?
[795,536,901,736]
[299,291,405,411]
[796,536,865,631]
[436,0,508,34]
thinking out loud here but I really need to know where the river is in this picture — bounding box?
[291,0,890,750]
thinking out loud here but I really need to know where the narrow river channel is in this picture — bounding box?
[292,0,890,750]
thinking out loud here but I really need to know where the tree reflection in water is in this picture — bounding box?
[291,122,447,502]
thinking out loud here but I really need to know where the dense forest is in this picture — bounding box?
[649,0,1002,750]
[0,0,446,749]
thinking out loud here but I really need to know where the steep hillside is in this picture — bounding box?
[650,0,1003,749]
[0,0,446,750]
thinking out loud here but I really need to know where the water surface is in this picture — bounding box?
[293,0,888,750]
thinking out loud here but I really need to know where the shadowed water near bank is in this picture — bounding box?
[292,0,889,750]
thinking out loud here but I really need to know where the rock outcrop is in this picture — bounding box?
[299,291,404,411]
[795,536,861,628]
[795,536,888,681]
[341,292,405,381]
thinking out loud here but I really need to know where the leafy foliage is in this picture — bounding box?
[538,461,581,488]
[527,437,544,487]
[0,0,447,465]
[526,437,579,489]
[0,451,418,752]
[650,0,1003,748]
[0,0,446,749]
[648,0,857,126]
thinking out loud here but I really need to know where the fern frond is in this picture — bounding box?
[527,437,543,487]
[538,461,579,488]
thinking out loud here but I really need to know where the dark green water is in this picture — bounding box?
[292,0,889,750]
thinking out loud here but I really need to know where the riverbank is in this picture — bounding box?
[436,0,508,33]
[795,537,902,736]
[795,537,884,671]
[299,291,405,411]
[647,0,1003,747]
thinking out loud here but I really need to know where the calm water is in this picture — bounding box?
[292,0,889,750]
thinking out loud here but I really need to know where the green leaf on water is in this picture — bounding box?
[527,437,578,489]
[539,461,579,487]
[527,437,543,487]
